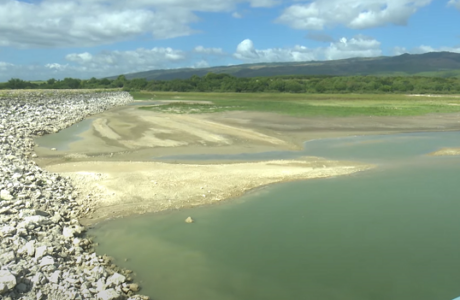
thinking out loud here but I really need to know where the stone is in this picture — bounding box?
[97,288,124,300]
[25,240,35,257]
[0,251,16,265]
[0,226,16,237]
[0,270,17,294]
[0,189,13,200]
[15,282,27,293]
[107,273,126,287]
[128,284,140,292]
[185,216,194,223]
[35,246,47,259]
[48,271,61,284]
[63,225,85,238]
[39,256,55,267]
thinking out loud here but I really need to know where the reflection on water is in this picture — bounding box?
[34,118,94,151]
[91,131,460,300]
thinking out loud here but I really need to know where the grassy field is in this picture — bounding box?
[131,91,460,117]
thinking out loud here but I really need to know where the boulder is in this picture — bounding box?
[185,216,194,223]
[0,270,17,294]
[107,273,126,287]
[97,288,124,300]
[0,189,13,200]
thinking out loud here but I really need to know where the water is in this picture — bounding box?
[34,118,94,151]
[90,132,460,300]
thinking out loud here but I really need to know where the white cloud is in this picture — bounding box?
[403,45,460,54]
[324,36,382,60]
[234,39,317,62]
[277,0,432,30]
[233,36,382,63]
[193,46,225,55]
[232,12,243,18]
[448,0,460,9]
[0,0,282,48]
[192,60,210,68]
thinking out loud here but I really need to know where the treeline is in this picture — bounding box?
[2,73,460,94]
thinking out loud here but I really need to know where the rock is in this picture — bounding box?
[185,216,194,223]
[0,270,17,294]
[63,225,85,238]
[48,271,61,284]
[0,251,16,265]
[25,240,35,257]
[107,273,126,287]
[128,284,140,292]
[97,288,124,300]
[15,282,27,293]
[50,148,57,151]
[35,246,47,259]
[0,226,16,237]
[0,189,13,200]
[39,256,54,267]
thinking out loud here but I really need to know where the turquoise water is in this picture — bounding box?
[34,118,94,151]
[91,132,460,300]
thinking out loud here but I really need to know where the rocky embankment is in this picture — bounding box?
[0,91,147,300]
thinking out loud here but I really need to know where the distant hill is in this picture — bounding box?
[108,52,460,80]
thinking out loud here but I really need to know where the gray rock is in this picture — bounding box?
[0,189,13,200]
[39,256,54,267]
[0,270,17,294]
[97,288,124,300]
[106,273,126,287]
[0,226,16,237]
[35,246,47,260]
[0,251,16,265]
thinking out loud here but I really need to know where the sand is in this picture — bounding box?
[34,104,460,224]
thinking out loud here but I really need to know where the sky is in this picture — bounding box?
[1,0,460,81]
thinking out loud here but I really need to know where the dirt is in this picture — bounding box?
[46,158,373,226]
[33,105,460,224]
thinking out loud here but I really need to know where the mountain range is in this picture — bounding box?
[109,52,460,80]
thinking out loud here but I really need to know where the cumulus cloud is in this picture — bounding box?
[193,46,225,55]
[234,36,382,63]
[277,0,432,30]
[0,0,282,48]
[234,39,317,62]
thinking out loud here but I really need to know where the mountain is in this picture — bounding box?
[108,52,460,80]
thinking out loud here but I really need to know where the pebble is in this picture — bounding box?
[0,91,148,299]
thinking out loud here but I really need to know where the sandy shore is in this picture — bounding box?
[45,158,373,225]
[34,105,460,224]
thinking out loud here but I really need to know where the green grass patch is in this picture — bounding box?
[132,91,460,117]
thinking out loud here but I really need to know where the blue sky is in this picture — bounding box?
[0,0,460,81]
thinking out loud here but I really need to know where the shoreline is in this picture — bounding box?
[0,91,149,300]
[45,158,374,226]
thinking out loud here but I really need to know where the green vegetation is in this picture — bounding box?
[134,91,460,117]
[4,73,460,95]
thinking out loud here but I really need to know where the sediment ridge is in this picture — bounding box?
[0,91,148,299]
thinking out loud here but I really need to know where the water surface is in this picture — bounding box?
[91,132,460,300]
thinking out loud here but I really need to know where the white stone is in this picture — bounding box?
[40,256,55,266]
[0,270,17,294]
[106,273,126,287]
[35,245,47,259]
[0,225,16,237]
[0,189,13,200]
[97,288,123,300]
[63,225,84,238]
[48,271,61,284]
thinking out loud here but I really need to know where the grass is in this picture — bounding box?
[132,91,460,117]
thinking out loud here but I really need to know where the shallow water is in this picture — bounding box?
[90,131,460,300]
[34,118,93,151]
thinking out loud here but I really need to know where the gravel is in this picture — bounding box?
[0,90,149,300]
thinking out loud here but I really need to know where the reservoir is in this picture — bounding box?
[89,131,460,300]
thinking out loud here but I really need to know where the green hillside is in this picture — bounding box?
[107,52,460,80]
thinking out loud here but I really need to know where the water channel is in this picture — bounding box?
[82,130,460,300]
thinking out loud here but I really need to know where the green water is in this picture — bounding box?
[34,118,94,150]
[90,132,460,300]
